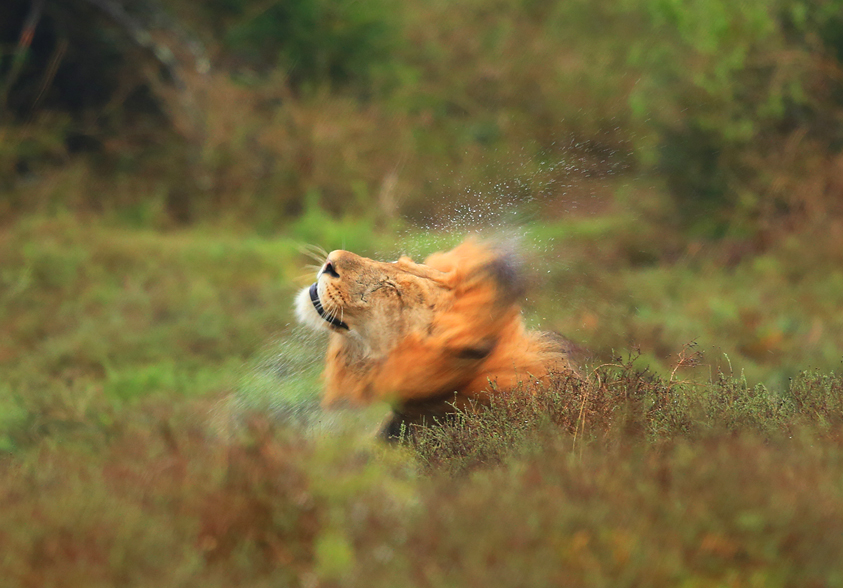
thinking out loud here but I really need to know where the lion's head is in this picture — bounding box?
[295,249,449,357]
[295,240,523,356]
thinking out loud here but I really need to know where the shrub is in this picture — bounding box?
[411,358,843,474]
[619,0,843,234]
[204,0,402,91]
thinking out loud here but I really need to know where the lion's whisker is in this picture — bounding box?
[301,243,327,257]
[321,296,339,322]
[303,251,326,265]
[297,244,328,265]
[298,244,329,264]
[310,244,329,258]
[330,304,344,325]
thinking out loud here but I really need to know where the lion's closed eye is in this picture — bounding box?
[363,280,400,301]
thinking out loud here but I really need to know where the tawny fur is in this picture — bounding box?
[295,239,577,423]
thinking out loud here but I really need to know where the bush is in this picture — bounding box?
[205,0,402,91]
[411,359,843,474]
[619,0,843,234]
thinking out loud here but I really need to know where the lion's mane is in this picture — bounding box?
[295,239,577,436]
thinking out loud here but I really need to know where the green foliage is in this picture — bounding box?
[208,0,401,90]
[289,189,397,254]
[0,218,299,416]
[7,0,843,238]
[617,0,843,231]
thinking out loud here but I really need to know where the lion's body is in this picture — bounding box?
[295,240,577,434]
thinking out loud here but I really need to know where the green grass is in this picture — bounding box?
[2,211,843,586]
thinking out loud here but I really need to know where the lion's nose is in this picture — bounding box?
[323,261,340,278]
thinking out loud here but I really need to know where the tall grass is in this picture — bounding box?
[1,365,842,587]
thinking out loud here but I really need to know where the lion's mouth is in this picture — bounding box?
[309,283,349,330]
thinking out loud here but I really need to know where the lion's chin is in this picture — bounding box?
[294,286,332,332]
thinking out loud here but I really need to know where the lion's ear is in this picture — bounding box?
[448,243,525,308]
[396,256,449,282]
[483,247,526,306]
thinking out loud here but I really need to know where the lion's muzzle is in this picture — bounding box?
[309,283,349,330]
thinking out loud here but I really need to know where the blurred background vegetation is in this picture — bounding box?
[3,1,843,585]
[4,0,843,228]
[2,0,842,388]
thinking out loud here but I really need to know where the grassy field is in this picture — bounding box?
[3,0,843,584]
[1,197,842,586]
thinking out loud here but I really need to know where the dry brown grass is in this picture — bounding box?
[2,363,842,587]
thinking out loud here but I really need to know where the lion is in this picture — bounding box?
[295,239,579,438]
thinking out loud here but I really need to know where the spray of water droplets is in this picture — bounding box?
[389,135,626,257]
[214,138,626,437]
[210,324,338,439]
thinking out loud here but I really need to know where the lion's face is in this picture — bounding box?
[295,250,447,355]
[293,240,574,416]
